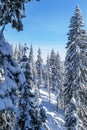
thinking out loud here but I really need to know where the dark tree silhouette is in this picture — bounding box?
[0,0,39,31]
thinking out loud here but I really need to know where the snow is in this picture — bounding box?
[18,72,26,85]
[39,86,66,130]
[0,97,13,110]
[0,77,17,96]
[0,33,12,56]
[71,97,76,105]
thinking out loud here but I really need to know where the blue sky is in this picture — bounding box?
[4,0,87,62]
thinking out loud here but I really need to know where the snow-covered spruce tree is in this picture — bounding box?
[65,98,78,130]
[0,0,39,31]
[55,52,64,111]
[46,54,51,101]
[11,43,14,57]
[0,1,39,129]
[49,49,56,90]
[29,44,34,69]
[13,45,18,60]
[17,43,24,64]
[41,65,47,86]
[16,44,47,130]
[36,48,43,90]
[16,44,32,130]
[64,5,87,129]
[29,44,37,84]
[0,28,25,130]
[13,43,23,63]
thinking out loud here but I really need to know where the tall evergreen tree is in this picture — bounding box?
[29,44,34,68]
[14,45,18,61]
[17,43,24,64]
[50,49,56,90]
[55,52,64,111]
[36,48,43,89]
[46,55,51,101]
[64,5,87,130]
[16,44,46,130]
[65,98,78,130]
[11,43,14,57]
[0,29,24,130]
[29,44,36,83]
[16,44,33,130]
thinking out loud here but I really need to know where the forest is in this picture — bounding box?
[0,0,87,130]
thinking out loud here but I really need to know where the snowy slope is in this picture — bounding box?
[39,86,66,130]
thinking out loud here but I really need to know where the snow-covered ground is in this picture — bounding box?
[39,86,66,130]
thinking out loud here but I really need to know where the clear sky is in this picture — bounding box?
[4,0,87,62]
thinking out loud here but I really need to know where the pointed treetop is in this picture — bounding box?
[38,48,42,56]
[30,43,33,48]
[76,4,81,11]
[76,4,80,9]
[75,4,83,18]
[30,44,33,53]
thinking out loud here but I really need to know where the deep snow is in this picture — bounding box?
[39,86,66,130]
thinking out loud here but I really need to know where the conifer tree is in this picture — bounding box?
[16,44,33,130]
[17,43,24,64]
[16,44,46,130]
[64,5,87,130]
[0,29,25,130]
[36,48,43,89]
[65,98,78,130]
[0,0,39,31]
[0,1,39,129]
[55,52,64,111]
[11,43,14,57]
[29,44,37,83]
[50,49,56,90]
[13,45,18,61]
[46,55,51,101]
[29,44,34,68]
